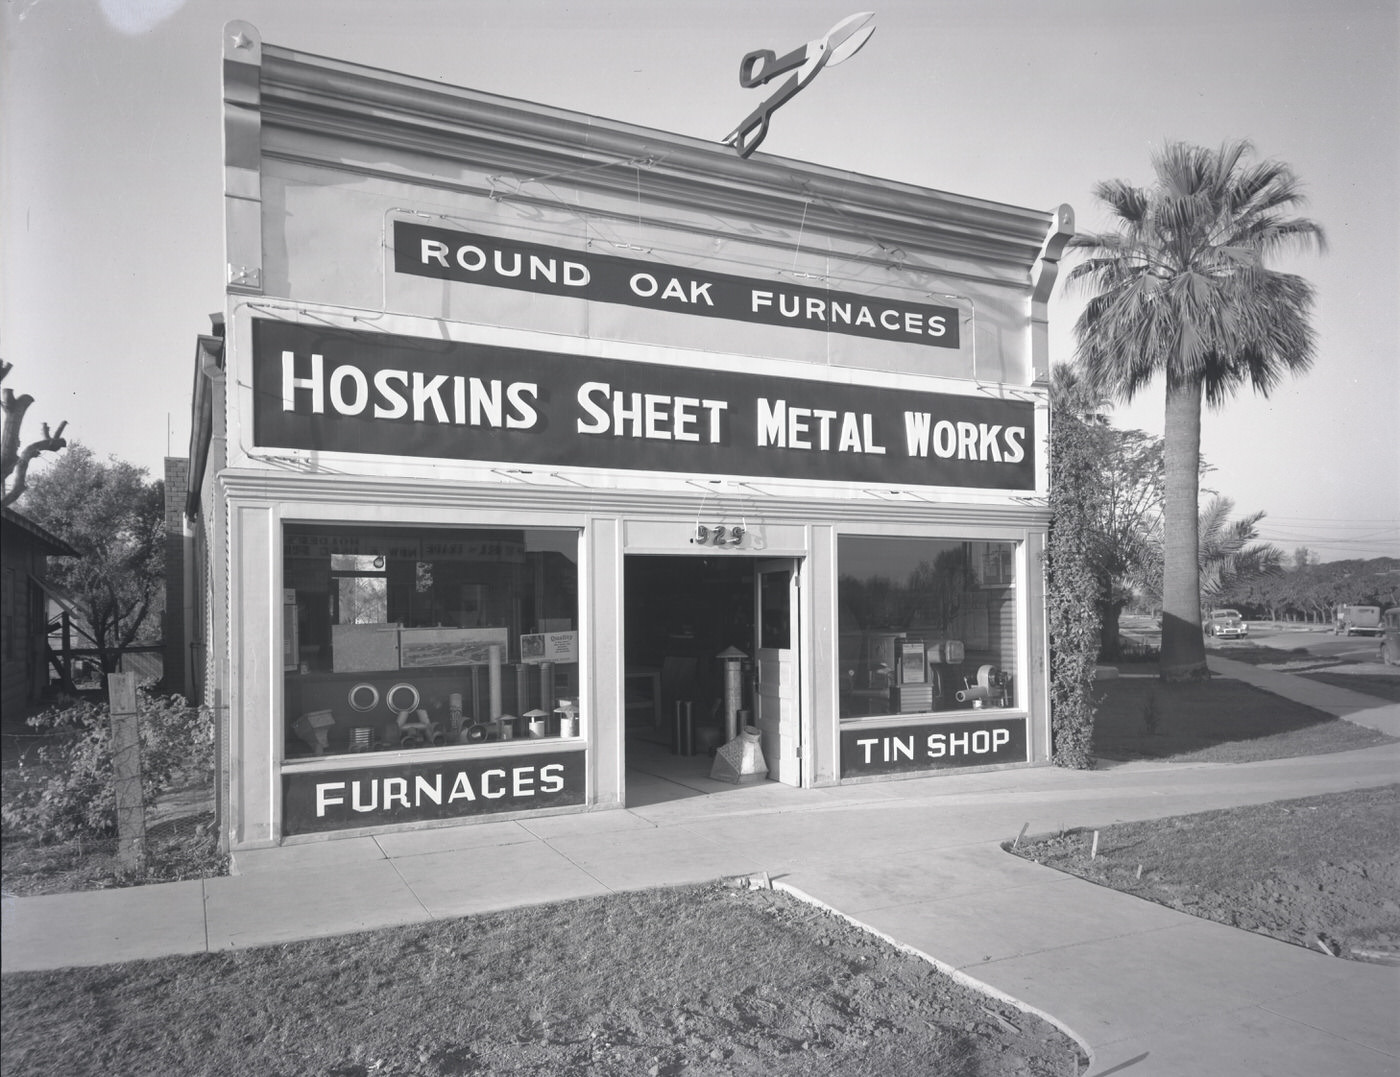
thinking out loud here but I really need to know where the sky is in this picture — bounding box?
[3,0,1397,561]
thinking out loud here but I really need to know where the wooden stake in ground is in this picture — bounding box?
[108,673,146,877]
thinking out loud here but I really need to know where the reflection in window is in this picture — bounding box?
[282,525,579,759]
[332,554,388,625]
[838,537,1018,720]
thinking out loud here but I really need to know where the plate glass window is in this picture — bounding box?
[838,537,1018,719]
[281,524,579,758]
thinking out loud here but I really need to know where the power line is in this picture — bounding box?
[1264,517,1399,524]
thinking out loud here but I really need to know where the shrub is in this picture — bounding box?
[0,691,214,843]
[1046,405,1103,769]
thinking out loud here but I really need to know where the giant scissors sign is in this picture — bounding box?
[722,12,876,158]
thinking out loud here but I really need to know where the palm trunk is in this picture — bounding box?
[1159,378,1208,679]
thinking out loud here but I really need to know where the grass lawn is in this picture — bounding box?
[1293,672,1400,705]
[1090,676,1393,763]
[1215,642,1322,663]
[1010,785,1400,962]
[0,882,1082,1077]
[1214,642,1400,704]
[1298,671,1400,704]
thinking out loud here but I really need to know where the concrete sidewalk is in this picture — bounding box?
[4,666,1399,1076]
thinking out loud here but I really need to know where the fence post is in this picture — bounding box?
[108,672,146,876]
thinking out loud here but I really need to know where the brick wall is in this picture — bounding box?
[164,457,189,697]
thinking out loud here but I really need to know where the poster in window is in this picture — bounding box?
[521,631,579,664]
[898,641,926,684]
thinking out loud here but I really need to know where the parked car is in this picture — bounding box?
[1205,609,1248,638]
[1335,604,1383,637]
[1379,607,1400,667]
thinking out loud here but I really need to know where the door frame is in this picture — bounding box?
[617,517,816,791]
[754,556,804,787]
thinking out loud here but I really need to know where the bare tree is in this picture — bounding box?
[1,360,69,506]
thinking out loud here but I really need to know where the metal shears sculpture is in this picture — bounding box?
[722,12,876,158]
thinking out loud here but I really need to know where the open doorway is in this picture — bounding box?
[622,555,802,801]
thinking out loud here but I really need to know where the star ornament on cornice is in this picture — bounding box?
[230,29,253,50]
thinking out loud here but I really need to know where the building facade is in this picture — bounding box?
[1,508,78,718]
[187,23,1073,852]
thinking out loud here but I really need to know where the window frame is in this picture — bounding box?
[835,530,1026,725]
[278,519,583,765]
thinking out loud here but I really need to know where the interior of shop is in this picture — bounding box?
[282,524,580,758]
[622,555,758,800]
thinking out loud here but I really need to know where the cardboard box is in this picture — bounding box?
[893,683,935,713]
[331,624,401,672]
[399,626,510,667]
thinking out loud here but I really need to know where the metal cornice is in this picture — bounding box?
[257,146,1025,290]
[255,45,1051,271]
[216,469,1050,530]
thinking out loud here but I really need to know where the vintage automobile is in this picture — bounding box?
[1335,604,1384,636]
[1205,609,1248,639]
[1379,608,1400,667]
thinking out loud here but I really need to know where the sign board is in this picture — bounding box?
[393,221,961,351]
[284,532,526,563]
[398,626,510,668]
[253,319,1035,491]
[520,631,579,664]
[840,715,1027,778]
[283,749,586,834]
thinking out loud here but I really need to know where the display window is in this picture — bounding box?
[838,536,1019,720]
[281,524,579,759]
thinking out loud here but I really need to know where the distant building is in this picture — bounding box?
[163,455,196,701]
[1,506,77,718]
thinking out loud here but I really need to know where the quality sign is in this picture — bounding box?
[253,320,1036,490]
[283,749,585,835]
[840,716,1028,778]
[393,220,961,350]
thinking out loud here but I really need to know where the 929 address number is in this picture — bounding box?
[693,524,745,547]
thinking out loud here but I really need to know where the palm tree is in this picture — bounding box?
[1195,497,1285,605]
[1135,495,1285,612]
[1068,140,1325,679]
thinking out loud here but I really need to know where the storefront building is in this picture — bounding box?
[187,23,1073,852]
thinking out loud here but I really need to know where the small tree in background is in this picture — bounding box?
[1195,500,1284,606]
[20,443,165,674]
[1085,426,1164,659]
[1,360,68,506]
[1134,495,1285,613]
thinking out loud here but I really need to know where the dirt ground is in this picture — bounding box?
[1,881,1086,1077]
[1010,785,1400,963]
